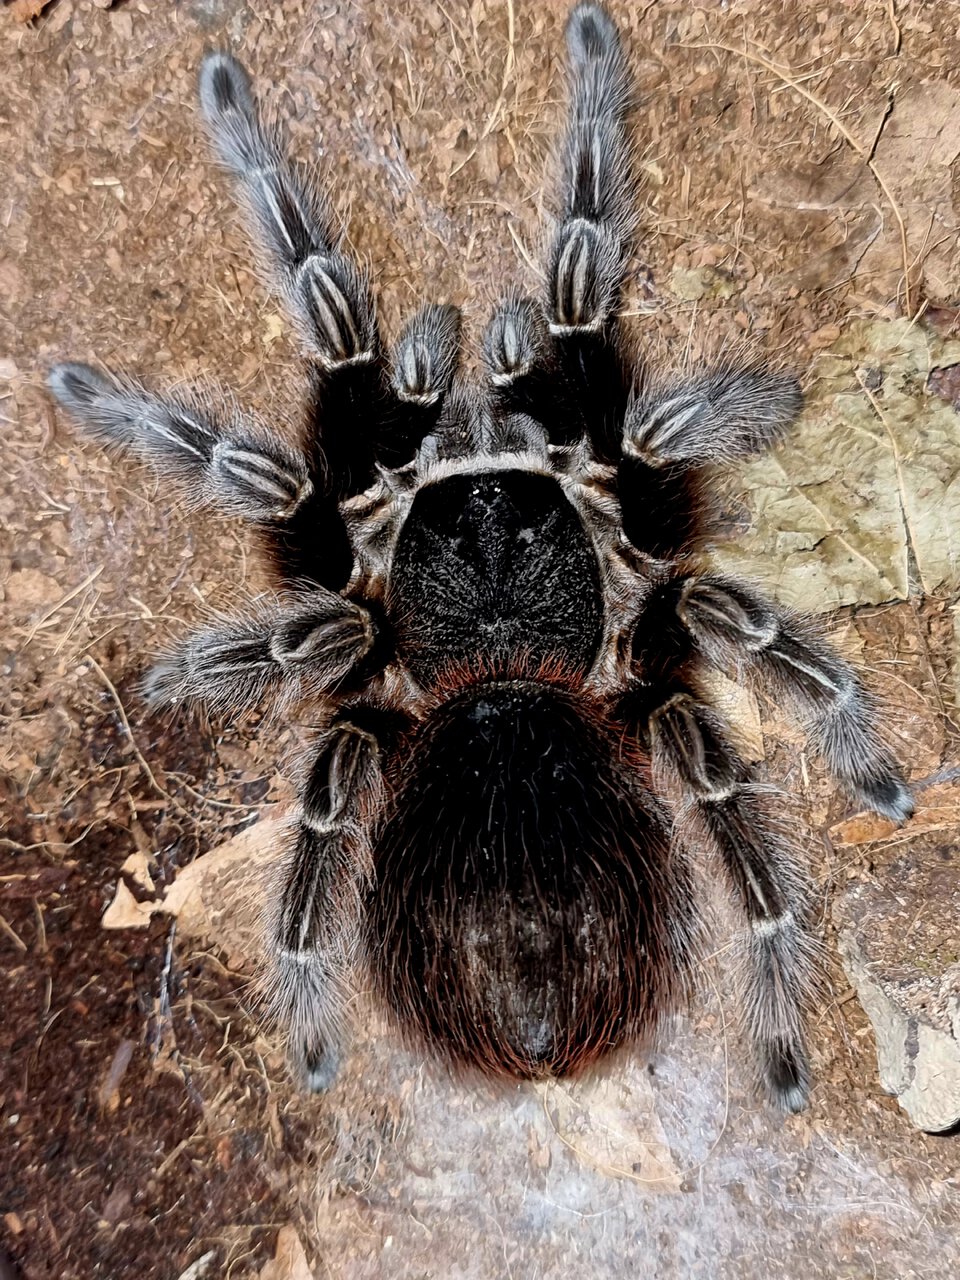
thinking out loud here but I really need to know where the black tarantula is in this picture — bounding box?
[50,3,912,1112]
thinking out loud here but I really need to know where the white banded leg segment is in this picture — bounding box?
[623,366,802,466]
[49,363,216,484]
[677,577,779,659]
[483,294,547,387]
[199,52,384,372]
[143,594,375,712]
[291,253,378,369]
[741,901,818,1114]
[48,362,313,521]
[678,575,914,822]
[649,691,816,1112]
[263,723,382,1090]
[199,53,334,276]
[649,693,744,803]
[547,218,624,333]
[391,303,462,405]
[558,4,635,231]
[209,431,313,520]
[543,4,635,333]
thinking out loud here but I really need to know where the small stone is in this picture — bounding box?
[669,264,739,301]
[835,824,960,1133]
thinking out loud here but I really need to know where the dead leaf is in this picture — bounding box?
[669,265,739,301]
[102,879,154,930]
[121,851,155,894]
[100,818,287,969]
[713,318,960,609]
[700,670,765,762]
[263,313,285,345]
[7,0,51,22]
[159,815,288,963]
[258,1226,313,1280]
[829,812,899,847]
[864,83,960,303]
[97,1038,136,1112]
[541,1073,681,1190]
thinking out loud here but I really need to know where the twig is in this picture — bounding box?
[450,0,516,177]
[20,565,103,647]
[0,911,27,952]
[86,655,194,820]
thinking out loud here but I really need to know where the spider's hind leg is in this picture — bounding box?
[620,684,818,1111]
[676,574,914,821]
[264,711,392,1090]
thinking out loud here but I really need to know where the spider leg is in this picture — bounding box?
[623,362,802,467]
[483,4,635,454]
[199,54,462,488]
[621,686,817,1111]
[614,362,803,560]
[264,716,386,1090]
[671,574,914,821]
[47,362,354,589]
[143,592,382,713]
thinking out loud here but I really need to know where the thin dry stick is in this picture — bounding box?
[86,654,193,820]
[450,0,516,178]
[689,39,912,315]
[0,911,27,952]
[20,564,103,647]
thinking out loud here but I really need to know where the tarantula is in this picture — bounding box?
[49,2,912,1112]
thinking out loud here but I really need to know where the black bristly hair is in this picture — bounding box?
[48,2,913,1112]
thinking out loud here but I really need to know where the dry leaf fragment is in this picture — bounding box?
[97,1038,136,1112]
[541,1073,681,1190]
[7,0,51,22]
[102,879,154,930]
[159,815,287,958]
[258,1226,313,1280]
[100,817,288,972]
[121,850,155,894]
[713,318,960,609]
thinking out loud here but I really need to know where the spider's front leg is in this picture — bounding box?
[484,3,635,454]
[198,54,462,485]
[618,683,817,1111]
[265,715,388,1090]
[614,362,804,560]
[47,362,355,589]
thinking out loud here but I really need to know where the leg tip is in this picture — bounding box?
[198,50,254,122]
[47,361,110,412]
[856,772,915,824]
[565,3,621,67]
[762,1040,811,1113]
[296,1040,340,1093]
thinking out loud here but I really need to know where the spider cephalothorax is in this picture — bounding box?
[50,3,912,1111]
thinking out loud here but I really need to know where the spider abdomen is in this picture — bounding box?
[370,680,698,1079]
